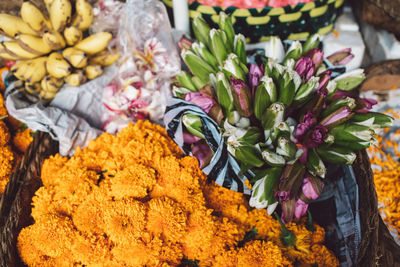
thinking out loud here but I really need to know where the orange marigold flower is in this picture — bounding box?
[24,214,77,258]
[72,188,108,235]
[237,240,292,267]
[111,235,163,266]
[0,120,10,146]
[103,198,147,246]
[0,145,14,193]
[147,196,187,242]
[300,244,339,267]
[311,223,326,244]
[12,128,33,153]
[109,164,157,199]
[40,154,68,187]
[17,226,62,267]
[71,233,113,266]
[181,207,218,261]
[214,249,238,267]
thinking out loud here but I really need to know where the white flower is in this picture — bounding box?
[264,36,285,63]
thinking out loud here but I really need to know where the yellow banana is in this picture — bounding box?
[41,75,63,93]
[85,64,103,80]
[0,14,39,38]
[71,0,94,31]
[89,49,120,66]
[0,51,20,60]
[20,1,52,32]
[0,43,21,60]
[15,34,52,56]
[63,26,82,46]
[74,32,112,55]
[46,52,72,78]
[12,57,47,83]
[62,47,88,68]
[11,61,30,80]
[43,0,54,14]
[43,31,66,50]
[64,70,87,86]
[49,0,72,32]
[1,41,38,60]
[40,75,64,101]
[25,82,42,95]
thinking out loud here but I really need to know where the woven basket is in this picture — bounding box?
[162,0,344,43]
[0,130,400,266]
[350,0,400,35]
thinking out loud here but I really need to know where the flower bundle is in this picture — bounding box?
[188,0,314,9]
[166,13,394,223]
[101,38,176,134]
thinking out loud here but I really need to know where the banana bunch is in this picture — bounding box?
[0,0,120,102]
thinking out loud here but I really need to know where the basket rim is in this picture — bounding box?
[163,0,342,13]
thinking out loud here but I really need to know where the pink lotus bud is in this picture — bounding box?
[295,57,315,82]
[302,177,320,200]
[192,141,213,168]
[230,77,253,117]
[185,92,216,114]
[178,35,193,50]
[327,48,355,66]
[294,199,308,219]
[307,49,324,69]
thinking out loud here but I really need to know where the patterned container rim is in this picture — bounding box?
[163,0,344,15]
[162,0,345,41]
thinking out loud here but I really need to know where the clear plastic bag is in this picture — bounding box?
[101,0,181,134]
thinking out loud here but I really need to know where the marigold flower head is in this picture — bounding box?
[0,120,10,146]
[103,198,147,246]
[110,164,157,199]
[147,196,187,242]
[12,128,33,153]
[237,240,292,267]
[0,145,14,193]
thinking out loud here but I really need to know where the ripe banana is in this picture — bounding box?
[63,26,82,46]
[64,70,87,86]
[1,41,38,59]
[85,64,103,80]
[49,0,72,32]
[74,32,112,55]
[71,0,94,31]
[20,1,52,32]
[40,75,64,100]
[41,75,64,92]
[46,52,72,78]
[43,0,54,14]
[0,51,20,60]
[0,14,39,38]
[62,47,87,68]
[15,34,52,56]
[25,82,42,95]
[89,49,120,66]
[12,57,47,83]
[43,31,66,50]
[0,43,21,60]
[11,61,28,80]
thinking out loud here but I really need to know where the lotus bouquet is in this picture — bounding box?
[165,13,393,223]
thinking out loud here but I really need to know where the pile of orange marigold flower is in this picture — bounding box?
[17,120,338,266]
[368,109,400,239]
[0,73,34,194]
